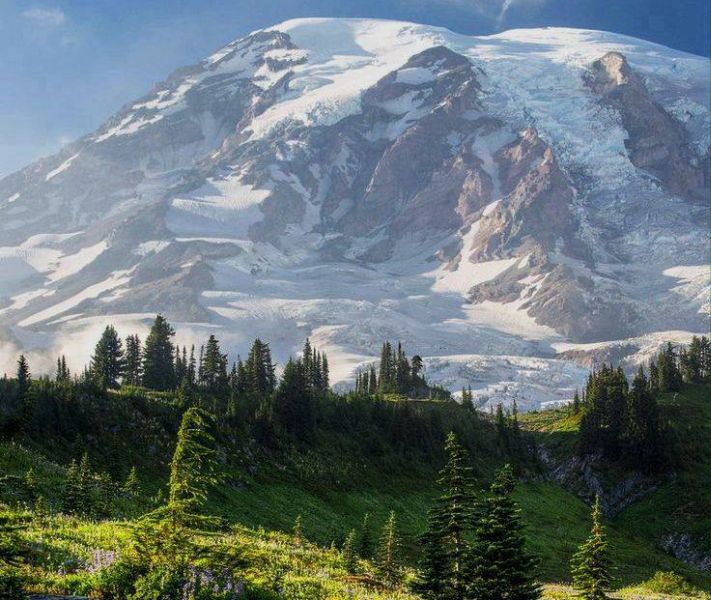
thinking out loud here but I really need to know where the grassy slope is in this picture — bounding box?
[1,385,710,597]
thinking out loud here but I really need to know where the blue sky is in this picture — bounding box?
[1,0,709,177]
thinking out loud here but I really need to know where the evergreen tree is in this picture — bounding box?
[624,367,661,472]
[377,511,402,587]
[122,467,140,498]
[271,358,314,440]
[572,390,581,414]
[55,355,70,383]
[123,334,142,386]
[162,407,220,534]
[656,342,682,392]
[24,468,38,505]
[200,335,228,395]
[245,339,276,397]
[343,529,358,573]
[90,325,125,389]
[420,432,477,600]
[16,355,30,399]
[359,512,374,559]
[571,496,612,600]
[469,464,540,600]
[141,315,176,391]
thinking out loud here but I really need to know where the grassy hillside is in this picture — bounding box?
[1,384,710,597]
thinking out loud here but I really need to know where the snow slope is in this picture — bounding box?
[0,18,708,409]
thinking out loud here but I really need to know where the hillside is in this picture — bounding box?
[1,378,710,597]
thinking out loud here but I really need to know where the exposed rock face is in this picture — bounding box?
[0,19,708,405]
[586,51,709,204]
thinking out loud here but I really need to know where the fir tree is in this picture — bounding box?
[124,334,142,386]
[55,355,70,383]
[359,512,374,559]
[90,325,125,389]
[342,529,358,573]
[571,496,612,600]
[245,339,276,397]
[469,464,540,600]
[271,358,314,440]
[200,335,228,395]
[122,467,140,498]
[377,511,402,588]
[24,468,38,505]
[419,432,477,600]
[16,355,30,399]
[141,315,176,391]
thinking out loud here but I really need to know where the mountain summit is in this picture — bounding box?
[0,18,708,408]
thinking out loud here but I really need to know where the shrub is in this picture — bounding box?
[643,571,693,594]
[0,565,27,600]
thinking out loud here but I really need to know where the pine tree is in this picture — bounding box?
[469,464,540,600]
[656,342,682,392]
[571,496,612,600]
[245,339,276,397]
[90,325,125,389]
[55,355,70,383]
[272,358,314,440]
[573,390,581,414]
[122,467,140,498]
[420,432,477,600]
[201,335,228,395]
[343,529,358,573]
[16,355,30,399]
[124,334,142,386]
[141,315,177,391]
[377,511,402,587]
[359,512,374,559]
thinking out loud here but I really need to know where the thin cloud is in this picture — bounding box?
[22,7,66,27]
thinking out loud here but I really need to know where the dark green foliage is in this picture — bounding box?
[342,529,358,573]
[124,335,142,387]
[122,466,140,498]
[245,339,276,398]
[270,358,314,441]
[55,355,70,383]
[571,496,612,600]
[376,511,402,587]
[142,315,176,391]
[419,432,476,600]
[91,325,125,389]
[15,356,30,400]
[359,513,374,559]
[579,364,664,472]
[63,453,96,517]
[469,464,540,600]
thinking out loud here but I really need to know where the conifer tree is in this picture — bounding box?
[573,390,581,414]
[124,334,142,386]
[122,467,140,498]
[271,358,314,440]
[141,315,176,391]
[201,335,228,395]
[359,512,374,559]
[55,355,70,383]
[571,496,612,600]
[420,432,477,600]
[165,407,219,530]
[469,464,540,600]
[343,529,358,573]
[377,511,402,588]
[90,325,125,389]
[245,339,276,397]
[24,468,38,505]
[16,355,30,399]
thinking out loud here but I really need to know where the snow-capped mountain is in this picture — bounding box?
[1,18,709,409]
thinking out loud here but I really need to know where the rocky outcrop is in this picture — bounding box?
[586,51,709,204]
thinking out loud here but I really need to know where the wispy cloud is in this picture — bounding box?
[22,7,66,27]
[403,0,550,30]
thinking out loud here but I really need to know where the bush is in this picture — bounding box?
[0,565,27,600]
[91,556,146,599]
[643,571,693,594]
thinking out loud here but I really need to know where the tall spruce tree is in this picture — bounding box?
[123,334,142,386]
[469,464,540,600]
[16,355,30,399]
[377,511,402,588]
[141,315,176,391]
[419,432,477,600]
[359,512,374,559]
[90,325,125,389]
[571,496,612,600]
[271,358,314,440]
